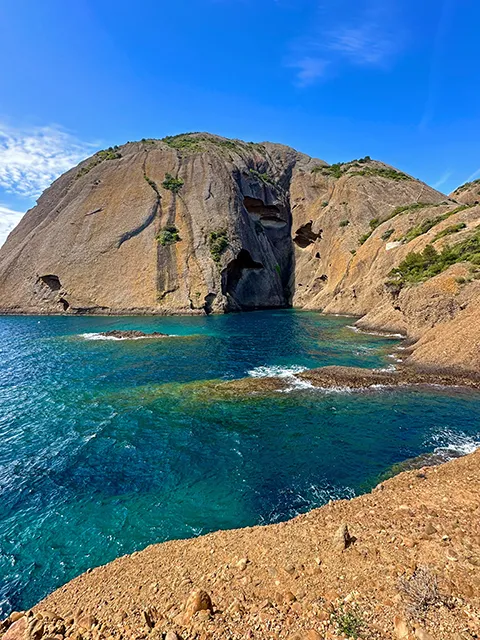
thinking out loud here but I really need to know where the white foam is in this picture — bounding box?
[248,365,316,393]
[248,365,308,378]
[429,427,480,459]
[347,325,405,339]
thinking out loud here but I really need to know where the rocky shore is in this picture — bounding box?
[2,449,479,640]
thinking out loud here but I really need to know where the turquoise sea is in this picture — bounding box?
[0,310,479,617]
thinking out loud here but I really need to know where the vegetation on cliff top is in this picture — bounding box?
[75,146,122,179]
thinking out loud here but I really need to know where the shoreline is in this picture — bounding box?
[3,448,479,640]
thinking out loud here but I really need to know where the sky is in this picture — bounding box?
[0,0,479,245]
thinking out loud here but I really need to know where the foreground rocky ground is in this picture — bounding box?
[2,449,479,640]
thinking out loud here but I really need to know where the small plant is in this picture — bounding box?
[382,228,394,241]
[274,264,281,276]
[330,603,365,639]
[339,220,350,227]
[350,249,356,255]
[321,201,329,207]
[156,225,181,246]
[398,566,445,622]
[144,175,160,194]
[162,173,184,194]
[369,218,380,229]
[455,276,466,285]
[209,230,229,264]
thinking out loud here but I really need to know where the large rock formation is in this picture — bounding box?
[0,133,479,371]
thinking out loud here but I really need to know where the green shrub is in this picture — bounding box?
[162,134,203,151]
[352,167,412,181]
[433,222,467,241]
[249,168,274,185]
[330,604,365,639]
[162,173,184,194]
[339,220,350,227]
[209,230,229,263]
[388,229,480,287]
[382,228,395,241]
[75,147,122,179]
[403,206,470,243]
[456,276,466,285]
[359,231,372,245]
[274,264,281,276]
[455,177,480,192]
[369,218,380,229]
[321,201,329,207]
[156,225,181,246]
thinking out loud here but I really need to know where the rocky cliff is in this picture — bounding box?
[0,133,479,371]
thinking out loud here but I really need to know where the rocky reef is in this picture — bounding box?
[0,132,479,372]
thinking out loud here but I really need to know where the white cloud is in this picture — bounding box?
[0,123,95,199]
[290,57,329,87]
[0,204,25,247]
[326,24,397,66]
[465,168,480,183]
[432,170,453,190]
[287,3,403,86]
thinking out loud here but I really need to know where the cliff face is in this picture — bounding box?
[0,133,479,371]
[0,135,318,315]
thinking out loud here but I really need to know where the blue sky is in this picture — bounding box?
[0,0,479,243]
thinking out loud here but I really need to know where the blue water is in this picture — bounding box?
[0,310,479,617]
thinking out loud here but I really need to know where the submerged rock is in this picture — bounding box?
[100,330,169,339]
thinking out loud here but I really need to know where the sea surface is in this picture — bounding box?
[0,310,479,616]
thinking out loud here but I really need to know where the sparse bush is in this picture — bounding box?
[162,173,184,194]
[330,603,365,639]
[433,222,467,241]
[249,168,275,185]
[75,147,122,179]
[369,218,380,229]
[209,230,229,263]
[359,231,372,245]
[456,276,466,285]
[144,175,160,194]
[156,225,181,246]
[339,220,350,227]
[398,566,445,622]
[382,228,394,241]
[321,201,329,207]
[351,167,412,181]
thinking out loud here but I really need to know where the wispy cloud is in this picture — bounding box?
[465,168,480,183]
[289,57,329,87]
[0,204,25,247]
[287,2,403,87]
[0,123,95,199]
[432,170,453,190]
[326,23,397,66]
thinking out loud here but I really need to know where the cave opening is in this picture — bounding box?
[39,274,62,291]
[222,249,264,305]
[293,222,322,248]
[243,196,281,217]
